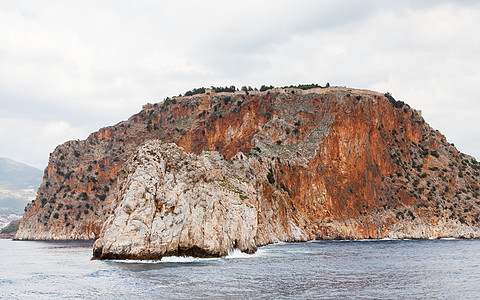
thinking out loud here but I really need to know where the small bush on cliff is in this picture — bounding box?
[164,97,176,106]
[53,213,59,219]
[407,210,415,219]
[97,194,107,201]
[384,92,405,109]
[64,171,73,179]
[396,211,404,219]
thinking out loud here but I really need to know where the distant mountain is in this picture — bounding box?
[0,157,43,228]
[0,157,43,190]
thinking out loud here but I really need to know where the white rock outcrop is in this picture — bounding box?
[93,140,258,259]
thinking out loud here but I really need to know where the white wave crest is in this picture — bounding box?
[225,248,265,259]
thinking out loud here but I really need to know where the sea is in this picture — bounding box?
[1,238,480,299]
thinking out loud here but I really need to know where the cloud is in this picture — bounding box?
[1,0,480,168]
[0,118,88,169]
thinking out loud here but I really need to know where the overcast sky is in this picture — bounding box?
[1,0,479,169]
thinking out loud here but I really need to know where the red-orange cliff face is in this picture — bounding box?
[16,87,480,241]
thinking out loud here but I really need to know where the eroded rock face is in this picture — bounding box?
[93,141,258,259]
[16,87,480,244]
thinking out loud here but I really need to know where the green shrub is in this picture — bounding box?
[407,210,415,219]
[164,97,177,105]
[384,92,405,108]
[260,85,274,92]
[184,87,205,96]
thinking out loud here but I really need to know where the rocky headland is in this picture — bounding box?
[15,86,480,258]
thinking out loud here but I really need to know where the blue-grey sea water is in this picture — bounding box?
[1,238,480,299]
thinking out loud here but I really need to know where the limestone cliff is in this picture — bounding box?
[16,87,480,245]
[93,141,259,259]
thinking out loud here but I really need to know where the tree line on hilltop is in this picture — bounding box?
[180,83,331,97]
